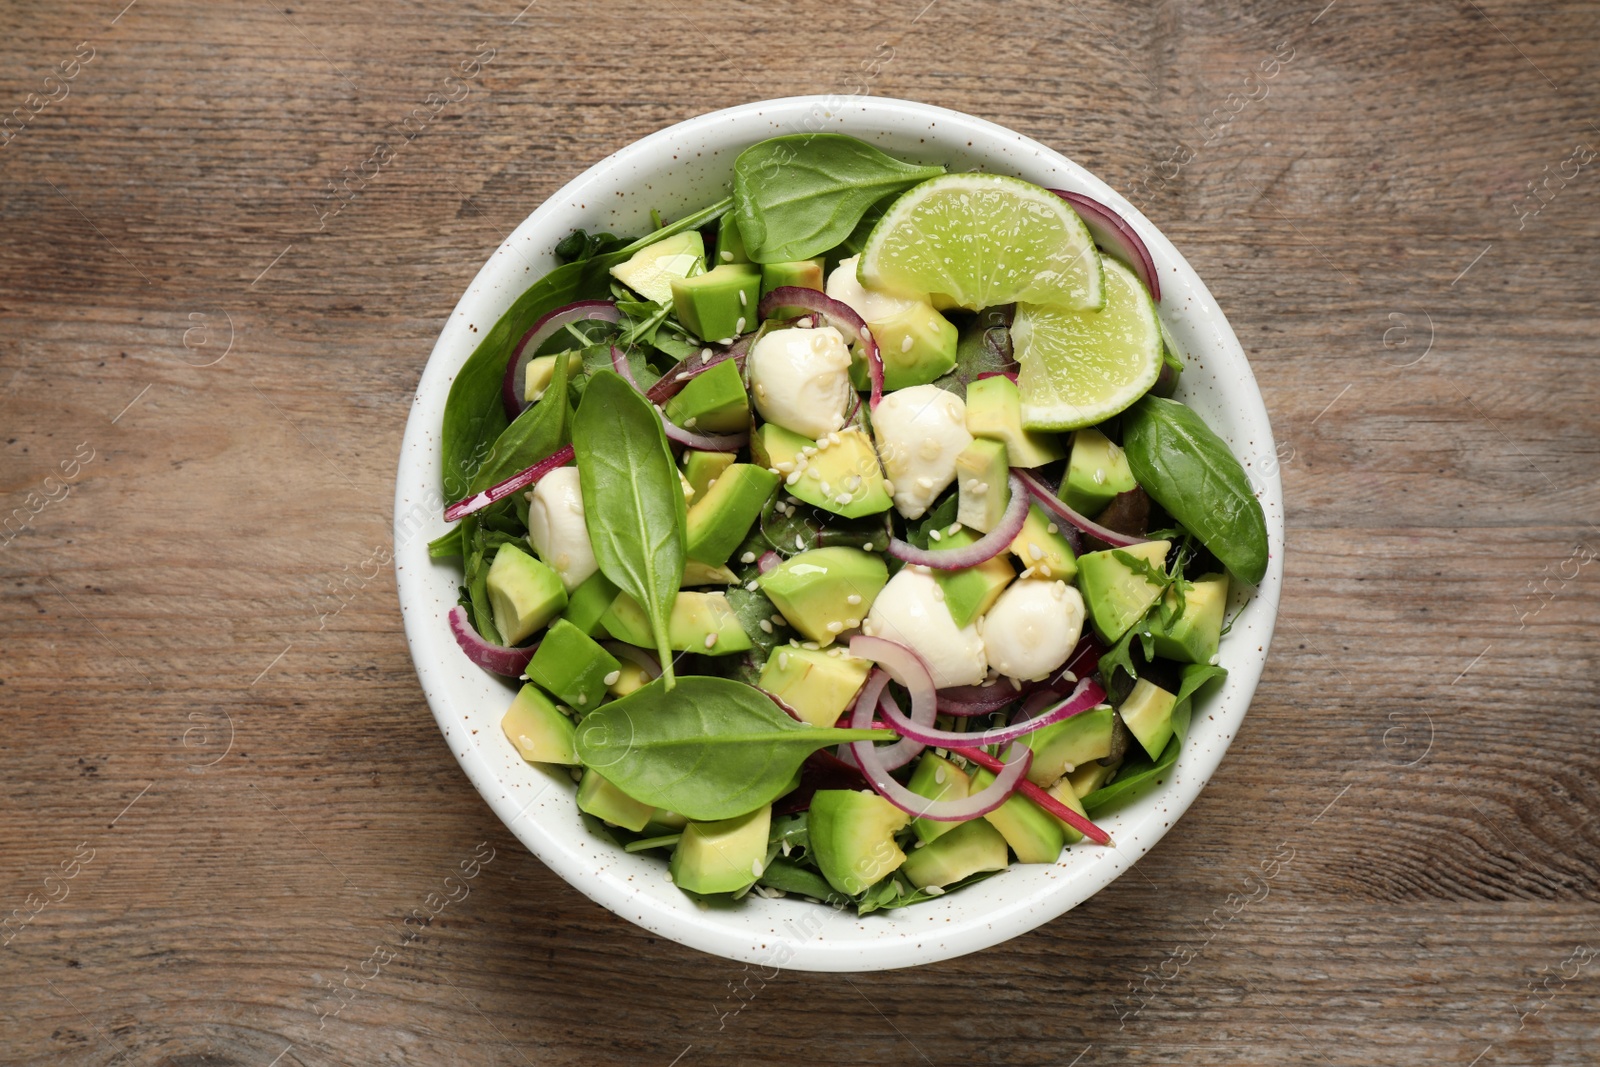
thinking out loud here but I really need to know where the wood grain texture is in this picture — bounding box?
[2,0,1598,1063]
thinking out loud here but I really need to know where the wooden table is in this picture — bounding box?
[3,1,1597,1063]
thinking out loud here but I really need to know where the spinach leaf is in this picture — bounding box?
[854,869,1000,915]
[732,135,944,262]
[1081,736,1180,814]
[1170,662,1227,744]
[573,676,880,820]
[441,198,731,491]
[572,370,687,687]
[931,308,1016,395]
[468,339,573,493]
[554,228,630,264]
[759,857,838,902]
[1120,396,1269,586]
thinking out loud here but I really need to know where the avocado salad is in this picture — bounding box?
[431,133,1269,914]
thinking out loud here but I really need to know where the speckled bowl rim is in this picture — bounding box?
[394,96,1283,972]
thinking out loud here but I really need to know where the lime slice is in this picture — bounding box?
[858,174,1103,311]
[1013,258,1162,431]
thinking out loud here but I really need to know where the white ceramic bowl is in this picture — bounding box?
[394,96,1283,972]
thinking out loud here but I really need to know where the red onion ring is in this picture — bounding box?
[977,369,1018,382]
[448,604,537,676]
[835,669,926,774]
[886,473,1027,569]
[851,734,1032,823]
[756,551,780,574]
[1048,189,1161,303]
[937,688,1024,717]
[609,344,642,391]
[950,746,1111,845]
[659,412,747,452]
[877,673,1105,749]
[599,641,662,681]
[757,286,883,411]
[1015,468,1149,549]
[444,444,575,523]
[502,300,619,418]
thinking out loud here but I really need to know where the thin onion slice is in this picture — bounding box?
[951,746,1111,845]
[444,444,574,522]
[757,286,883,411]
[448,605,536,676]
[1016,468,1149,549]
[609,344,643,391]
[878,674,1105,749]
[660,412,747,452]
[851,734,1032,823]
[938,688,1024,717]
[886,473,1027,569]
[836,670,923,774]
[1048,189,1160,303]
[600,641,662,681]
[502,300,619,418]
[976,369,1018,382]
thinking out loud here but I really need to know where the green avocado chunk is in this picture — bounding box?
[757,547,888,645]
[485,544,567,645]
[610,230,705,304]
[971,767,1065,864]
[955,437,1010,534]
[600,590,752,654]
[748,423,892,518]
[500,684,578,765]
[1063,426,1137,517]
[756,644,872,728]
[808,790,910,895]
[965,375,1066,468]
[1008,504,1078,582]
[559,570,620,638]
[685,462,780,565]
[930,527,1015,628]
[760,258,826,318]
[1146,572,1229,664]
[1023,704,1115,786]
[1119,678,1178,760]
[577,768,656,832]
[526,618,621,711]
[670,804,771,894]
[848,301,958,391]
[671,264,762,343]
[905,753,971,844]
[901,817,1010,889]
[683,450,736,500]
[1075,539,1171,642]
[665,359,750,434]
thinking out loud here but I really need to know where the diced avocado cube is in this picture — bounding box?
[713,211,749,265]
[757,547,888,645]
[501,684,578,765]
[1063,427,1137,517]
[486,545,567,645]
[760,258,826,318]
[599,590,753,654]
[848,301,959,391]
[757,644,872,729]
[1008,504,1078,582]
[576,768,656,831]
[685,463,780,565]
[671,264,762,343]
[1076,539,1172,642]
[526,618,621,711]
[955,438,1010,533]
[1022,704,1115,786]
[972,768,1066,864]
[645,809,688,833]
[683,450,737,500]
[607,659,653,697]
[558,570,620,638]
[609,230,705,304]
[682,559,739,586]
[1119,678,1178,760]
[1067,759,1119,798]
[905,753,971,844]
[1146,572,1229,664]
[901,817,1010,889]
[664,359,750,434]
[670,804,771,894]
[965,376,1066,468]
[808,790,910,895]
[930,528,1014,628]
[523,351,584,404]
[748,423,891,519]
[1045,776,1092,845]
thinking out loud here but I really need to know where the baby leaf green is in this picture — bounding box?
[733,134,944,262]
[572,370,687,687]
[574,676,882,821]
[468,338,572,493]
[1120,396,1270,586]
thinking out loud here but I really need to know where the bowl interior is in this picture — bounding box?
[394,96,1284,972]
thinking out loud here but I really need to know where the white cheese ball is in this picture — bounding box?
[862,569,986,689]
[526,466,598,592]
[872,384,973,519]
[826,255,919,323]
[746,325,854,439]
[980,580,1085,682]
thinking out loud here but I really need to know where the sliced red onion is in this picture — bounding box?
[977,369,1018,382]
[877,674,1105,749]
[1048,189,1160,303]
[938,687,1024,717]
[502,300,619,418]
[609,344,642,391]
[448,605,537,676]
[757,551,780,574]
[951,745,1111,845]
[851,734,1032,823]
[600,641,662,681]
[773,749,871,816]
[835,670,925,774]
[1016,468,1149,549]
[758,286,883,411]
[886,473,1027,569]
[659,412,747,452]
[444,444,575,522]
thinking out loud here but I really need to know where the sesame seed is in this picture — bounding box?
[704,633,717,648]
[901,335,914,353]
[741,551,757,564]
[1019,565,1036,579]
[1029,544,1044,561]
[576,694,588,706]
[828,432,841,445]
[844,617,860,627]
[746,580,759,591]
[931,529,943,541]
[738,289,748,306]
[798,316,814,328]
[1046,522,1059,534]
[820,480,832,494]
[881,481,894,495]
[778,652,791,669]
[836,493,851,504]
[846,594,862,606]
[752,859,763,877]
[720,249,734,262]
[846,474,862,490]
[802,641,820,650]
[785,471,800,485]
[603,670,621,685]
[759,619,774,633]
[719,337,733,345]
[807,468,821,480]
[862,542,874,552]
[684,416,698,428]
[825,621,844,634]
[795,534,805,549]
[700,348,713,363]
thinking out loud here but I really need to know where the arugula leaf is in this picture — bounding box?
[468,341,573,493]
[1120,396,1269,586]
[572,371,687,687]
[1081,736,1180,814]
[573,676,880,820]
[732,135,944,262]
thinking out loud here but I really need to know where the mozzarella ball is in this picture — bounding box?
[826,255,919,323]
[980,580,1085,682]
[862,569,987,689]
[526,466,597,592]
[746,325,854,439]
[872,384,973,519]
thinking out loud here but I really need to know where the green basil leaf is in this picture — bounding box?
[1081,736,1180,814]
[574,676,881,820]
[1121,396,1270,586]
[468,339,573,493]
[732,135,944,262]
[572,370,687,686]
